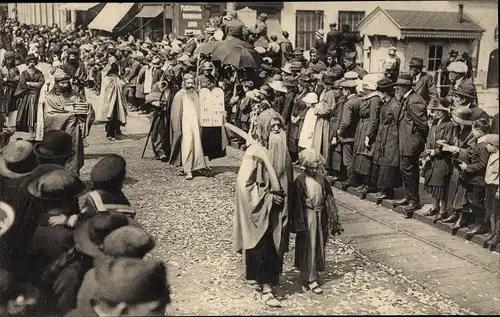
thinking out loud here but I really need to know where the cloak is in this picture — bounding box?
[96,70,127,125]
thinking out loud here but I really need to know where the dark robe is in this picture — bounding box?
[14,68,45,132]
[1,65,20,113]
[62,61,88,101]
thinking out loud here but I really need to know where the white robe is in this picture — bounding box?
[181,93,207,173]
[298,106,318,149]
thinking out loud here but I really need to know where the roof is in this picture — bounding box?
[357,7,484,39]
[385,9,484,32]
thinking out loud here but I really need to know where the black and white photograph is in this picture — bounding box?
[0,1,498,316]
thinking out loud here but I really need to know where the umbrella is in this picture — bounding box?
[211,39,262,69]
[193,40,219,56]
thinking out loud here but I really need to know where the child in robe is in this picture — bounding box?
[290,149,343,295]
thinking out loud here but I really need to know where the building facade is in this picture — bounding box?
[8,3,72,30]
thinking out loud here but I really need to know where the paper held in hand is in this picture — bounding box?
[199,87,225,127]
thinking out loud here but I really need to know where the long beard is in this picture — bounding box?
[267,130,288,178]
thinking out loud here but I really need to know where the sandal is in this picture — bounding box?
[261,292,281,307]
[304,281,323,295]
[185,172,193,180]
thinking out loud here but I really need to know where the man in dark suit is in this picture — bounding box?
[314,29,328,63]
[408,57,437,104]
[450,82,489,121]
[181,30,197,57]
[326,23,341,57]
[394,74,428,213]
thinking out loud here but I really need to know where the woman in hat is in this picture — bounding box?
[288,76,311,162]
[421,98,455,220]
[14,53,45,140]
[269,80,288,114]
[298,92,319,150]
[440,108,488,230]
[351,73,383,193]
[370,78,403,200]
[1,51,20,130]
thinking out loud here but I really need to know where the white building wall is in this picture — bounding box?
[281,1,498,82]
[10,3,69,29]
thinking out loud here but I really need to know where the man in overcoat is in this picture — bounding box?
[408,57,437,104]
[394,74,428,213]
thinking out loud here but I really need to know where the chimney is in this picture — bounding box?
[458,4,464,23]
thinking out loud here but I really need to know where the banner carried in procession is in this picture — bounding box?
[199,87,225,127]
[178,3,206,36]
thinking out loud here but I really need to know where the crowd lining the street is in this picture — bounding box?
[0,9,498,315]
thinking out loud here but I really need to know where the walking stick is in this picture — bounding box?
[141,85,169,159]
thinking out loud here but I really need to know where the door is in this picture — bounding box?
[295,10,323,50]
[487,49,498,89]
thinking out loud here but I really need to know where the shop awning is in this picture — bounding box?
[88,3,135,33]
[135,5,164,18]
[58,3,100,11]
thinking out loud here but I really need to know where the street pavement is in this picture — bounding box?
[27,63,500,315]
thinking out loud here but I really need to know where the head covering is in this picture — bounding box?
[452,82,476,99]
[408,57,424,68]
[92,256,169,304]
[0,140,38,179]
[362,73,383,91]
[302,92,318,104]
[27,169,86,201]
[428,97,452,112]
[315,29,325,38]
[202,62,214,70]
[259,85,273,98]
[269,81,288,93]
[341,80,357,89]
[91,154,126,185]
[289,61,303,71]
[33,130,74,160]
[283,76,298,87]
[449,49,459,57]
[479,134,500,147]
[3,51,15,60]
[447,61,468,74]
[255,109,285,143]
[102,226,155,258]
[451,106,473,126]
[376,78,396,91]
[74,211,141,257]
[258,13,268,21]
[52,69,71,82]
[395,74,414,86]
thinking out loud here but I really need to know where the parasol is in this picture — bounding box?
[193,40,219,56]
[211,38,262,69]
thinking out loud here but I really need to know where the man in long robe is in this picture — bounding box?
[1,51,20,130]
[61,48,87,101]
[145,70,178,161]
[169,75,207,180]
[40,69,94,175]
[233,108,293,307]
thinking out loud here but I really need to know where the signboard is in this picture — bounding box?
[199,88,225,127]
[178,3,205,36]
[237,7,257,29]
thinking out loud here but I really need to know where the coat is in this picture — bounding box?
[373,96,402,167]
[398,90,428,156]
[470,105,490,122]
[353,92,381,157]
[446,77,478,107]
[126,60,142,86]
[338,94,361,143]
[422,118,455,187]
[182,38,197,56]
[280,39,293,67]
[314,38,328,61]
[492,113,499,134]
[251,21,268,47]
[287,90,308,140]
[458,140,489,187]
[413,72,437,104]
[326,30,341,53]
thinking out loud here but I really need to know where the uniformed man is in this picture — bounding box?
[408,57,437,104]
[446,61,478,107]
[382,47,400,82]
[250,13,269,48]
[198,62,216,89]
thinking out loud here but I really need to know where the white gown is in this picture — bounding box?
[181,93,207,173]
[298,105,318,149]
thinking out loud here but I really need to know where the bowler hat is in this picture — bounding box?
[0,202,15,237]
[395,74,414,86]
[91,154,126,185]
[74,211,141,257]
[27,169,86,201]
[408,57,424,68]
[0,140,38,179]
[451,106,473,126]
[33,130,74,160]
[428,97,452,112]
[103,226,155,258]
[452,82,476,99]
[93,255,170,304]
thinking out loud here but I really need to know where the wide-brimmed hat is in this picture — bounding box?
[315,29,325,38]
[376,78,396,91]
[258,13,268,21]
[280,64,292,75]
[447,61,468,74]
[74,211,141,257]
[27,169,86,201]
[408,57,424,68]
[33,130,74,160]
[0,202,15,237]
[362,73,383,91]
[269,80,288,93]
[452,82,476,99]
[344,71,359,81]
[0,140,38,179]
[201,62,214,70]
[395,74,414,86]
[428,98,452,112]
[322,72,338,85]
[451,106,473,126]
[302,92,318,104]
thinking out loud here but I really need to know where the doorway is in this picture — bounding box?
[487,48,498,89]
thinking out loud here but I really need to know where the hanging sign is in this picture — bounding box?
[178,3,205,36]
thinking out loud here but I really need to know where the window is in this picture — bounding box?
[338,11,365,33]
[66,10,72,24]
[427,45,443,71]
[295,10,324,50]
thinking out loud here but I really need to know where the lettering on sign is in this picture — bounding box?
[182,13,202,20]
[185,29,202,35]
[181,5,202,12]
[187,21,198,28]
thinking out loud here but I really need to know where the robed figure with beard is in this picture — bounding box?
[40,69,94,174]
[233,108,293,308]
[62,48,88,101]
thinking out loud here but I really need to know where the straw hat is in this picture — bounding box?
[269,81,288,93]
[447,61,468,74]
[0,140,38,179]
